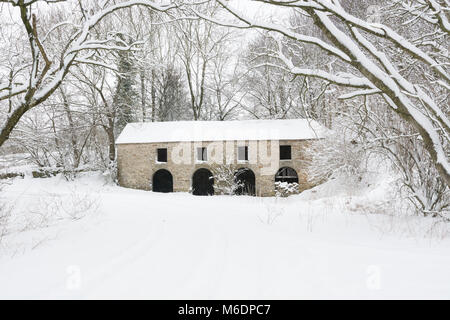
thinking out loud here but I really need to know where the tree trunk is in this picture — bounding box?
[140,70,146,122]
[151,69,156,122]
[61,88,81,168]
[106,116,116,162]
[0,103,29,147]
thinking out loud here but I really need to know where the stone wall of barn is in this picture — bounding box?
[116,139,316,196]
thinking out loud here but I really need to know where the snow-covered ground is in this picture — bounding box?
[0,173,449,299]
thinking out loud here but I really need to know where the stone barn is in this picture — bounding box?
[115,119,325,196]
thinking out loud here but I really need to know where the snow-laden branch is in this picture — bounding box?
[72,58,119,72]
[0,84,28,100]
[197,1,351,62]
[66,42,144,55]
[0,0,66,5]
[245,0,450,83]
[426,0,450,34]
[338,89,381,100]
[268,37,375,88]
[313,9,450,182]
[314,0,450,84]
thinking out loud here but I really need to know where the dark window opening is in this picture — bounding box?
[280,145,291,160]
[238,146,248,161]
[197,147,207,161]
[275,167,299,184]
[157,148,167,163]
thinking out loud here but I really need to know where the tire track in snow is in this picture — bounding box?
[68,218,168,298]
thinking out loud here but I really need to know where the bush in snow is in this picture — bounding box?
[0,183,12,244]
[0,207,10,245]
[25,188,100,228]
[306,131,367,188]
[387,134,449,220]
[102,160,118,185]
[342,96,450,219]
[212,164,244,195]
[275,181,299,197]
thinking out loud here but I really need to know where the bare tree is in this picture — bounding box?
[173,1,236,120]
[0,0,181,148]
[206,36,246,120]
[349,95,449,217]
[242,32,331,121]
[70,64,117,163]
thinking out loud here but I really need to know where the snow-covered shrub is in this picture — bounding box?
[340,96,449,219]
[361,198,450,241]
[259,201,285,225]
[212,164,244,195]
[0,204,10,242]
[275,181,299,197]
[26,188,100,227]
[387,136,449,219]
[58,189,100,220]
[306,132,367,188]
[0,184,12,244]
[0,207,10,245]
[10,105,107,181]
[102,160,118,185]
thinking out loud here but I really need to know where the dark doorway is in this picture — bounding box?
[152,169,173,193]
[275,167,299,184]
[192,168,214,196]
[234,168,256,196]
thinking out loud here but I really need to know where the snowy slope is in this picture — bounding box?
[0,173,449,299]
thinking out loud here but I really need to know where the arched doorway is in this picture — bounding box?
[152,169,173,193]
[234,168,256,196]
[192,168,214,196]
[275,167,299,184]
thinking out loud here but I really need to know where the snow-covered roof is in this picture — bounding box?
[116,119,326,144]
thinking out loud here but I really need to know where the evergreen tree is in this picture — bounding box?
[114,44,138,135]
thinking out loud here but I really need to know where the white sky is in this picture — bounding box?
[229,0,290,20]
[223,0,292,53]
